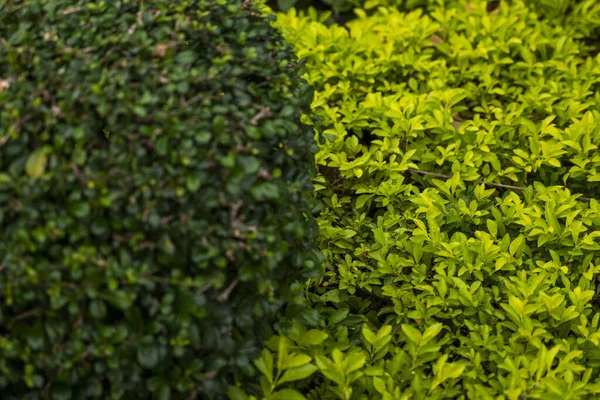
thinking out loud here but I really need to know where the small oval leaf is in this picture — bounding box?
[26,149,48,178]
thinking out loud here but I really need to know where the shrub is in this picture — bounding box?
[0,0,321,398]
[232,0,600,399]
[270,0,440,16]
[270,0,600,37]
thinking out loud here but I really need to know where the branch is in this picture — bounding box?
[407,168,595,202]
[0,134,10,147]
[9,308,42,324]
[250,106,271,125]
[217,279,239,302]
[62,7,82,15]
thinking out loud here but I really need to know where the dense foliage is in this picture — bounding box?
[270,0,600,32]
[0,0,321,398]
[231,0,600,399]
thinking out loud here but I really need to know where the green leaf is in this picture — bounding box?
[251,182,280,200]
[345,351,366,374]
[227,387,250,400]
[421,323,442,345]
[277,0,298,11]
[377,325,392,340]
[186,175,201,192]
[89,300,107,319]
[156,137,169,156]
[254,349,274,384]
[442,363,465,381]
[486,219,498,237]
[157,384,171,400]
[356,194,371,208]
[402,324,422,343]
[69,202,90,218]
[300,330,329,346]
[214,115,226,135]
[362,325,377,345]
[315,354,345,386]
[329,308,349,325]
[278,363,318,385]
[25,149,47,178]
[272,389,306,400]
[137,344,160,369]
[52,385,72,400]
[510,235,524,256]
[106,291,134,310]
[176,50,197,64]
[240,156,261,174]
[282,353,312,369]
[0,173,11,185]
[373,376,386,394]
[72,148,87,165]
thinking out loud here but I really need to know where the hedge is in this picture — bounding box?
[231,0,600,399]
[0,0,321,398]
[269,0,600,33]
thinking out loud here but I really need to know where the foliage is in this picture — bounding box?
[270,0,600,34]
[233,0,600,398]
[0,0,321,398]
[271,0,440,15]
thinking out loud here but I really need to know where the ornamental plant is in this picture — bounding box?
[231,0,600,399]
[271,0,600,26]
[0,0,321,398]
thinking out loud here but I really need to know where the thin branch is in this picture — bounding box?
[9,308,42,324]
[0,134,10,147]
[250,106,271,125]
[62,7,82,15]
[186,391,199,400]
[408,169,448,180]
[217,279,239,302]
[407,168,595,202]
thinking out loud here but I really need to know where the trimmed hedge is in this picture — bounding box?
[232,0,600,399]
[0,0,321,398]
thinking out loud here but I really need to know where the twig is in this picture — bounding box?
[71,164,85,182]
[217,279,239,302]
[127,1,144,35]
[407,168,595,202]
[250,106,271,125]
[229,200,243,230]
[203,371,218,379]
[9,308,42,324]
[73,306,84,329]
[62,7,82,15]
[408,169,449,180]
[187,391,199,400]
[0,134,10,146]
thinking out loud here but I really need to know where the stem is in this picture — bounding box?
[407,168,594,202]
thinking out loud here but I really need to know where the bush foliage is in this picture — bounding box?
[271,0,600,34]
[232,0,600,399]
[0,0,321,398]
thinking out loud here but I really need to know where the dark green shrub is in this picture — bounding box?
[0,0,321,398]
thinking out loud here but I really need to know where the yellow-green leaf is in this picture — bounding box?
[278,364,317,385]
[25,149,47,178]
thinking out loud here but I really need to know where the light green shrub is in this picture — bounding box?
[231,0,600,399]
[271,0,600,35]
